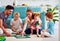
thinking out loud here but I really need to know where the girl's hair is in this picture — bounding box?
[14,12,20,17]
[46,12,53,19]
[32,12,40,19]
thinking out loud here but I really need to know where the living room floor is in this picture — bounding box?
[6,22,59,41]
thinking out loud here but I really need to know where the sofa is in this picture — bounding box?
[0,6,45,34]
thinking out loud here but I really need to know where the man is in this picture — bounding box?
[0,5,14,36]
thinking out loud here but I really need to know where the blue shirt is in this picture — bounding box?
[47,20,54,35]
[0,12,8,26]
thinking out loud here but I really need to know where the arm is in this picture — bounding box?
[0,19,3,27]
[31,20,34,24]
[20,23,23,30]
[0,19,11,36]
[19,18,23,29]
[11,25,17,32]
[38,19,42,26]
[22,20,27,33]
[10,19,17,32]
[47,22,54,35]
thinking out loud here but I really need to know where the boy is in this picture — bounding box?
[10,12,22,35]
[41,12,54,38]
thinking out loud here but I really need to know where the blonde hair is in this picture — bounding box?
[33,12,40,16]
[14,12,20,17]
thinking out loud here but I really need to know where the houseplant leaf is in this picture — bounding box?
[53,12,58,15]
[53,19,59,23]
[52,6,58,12]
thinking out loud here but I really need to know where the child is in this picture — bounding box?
[10,12,22,35]
[41,12,54,38]
[30,12,42,37]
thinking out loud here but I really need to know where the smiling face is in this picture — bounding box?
[6,9,13,16]
[14,13,19,20]
[26,9,32,19]
[33,13,40,20]
[5,5,14,16]
[27,12,32,18]
[34,15,38,20]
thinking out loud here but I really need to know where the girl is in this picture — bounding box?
[30,12,42,37]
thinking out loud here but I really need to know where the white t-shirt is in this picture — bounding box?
[10,18,22,31]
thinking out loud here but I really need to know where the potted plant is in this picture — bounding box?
[47,5,59,23]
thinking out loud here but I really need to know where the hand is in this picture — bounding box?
[15,31,19,34]
[41,34,45,38]
[21,31,25,36]
[5,33,11,37]
[3,23,8,28]
[42,30,47,32]
[22,31,24,34]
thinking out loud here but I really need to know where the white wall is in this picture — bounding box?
[0,0,58,7]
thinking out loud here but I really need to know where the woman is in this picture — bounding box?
[22,9,33,36]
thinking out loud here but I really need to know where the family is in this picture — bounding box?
[0,5,54,38]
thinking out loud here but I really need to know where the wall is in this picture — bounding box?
[0,0,58,7]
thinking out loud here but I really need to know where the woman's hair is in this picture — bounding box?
[14,12,20,17]
[46,12,53,19]
[26,9,32,12]
[26,9,33,21]
[26,9,32,16]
